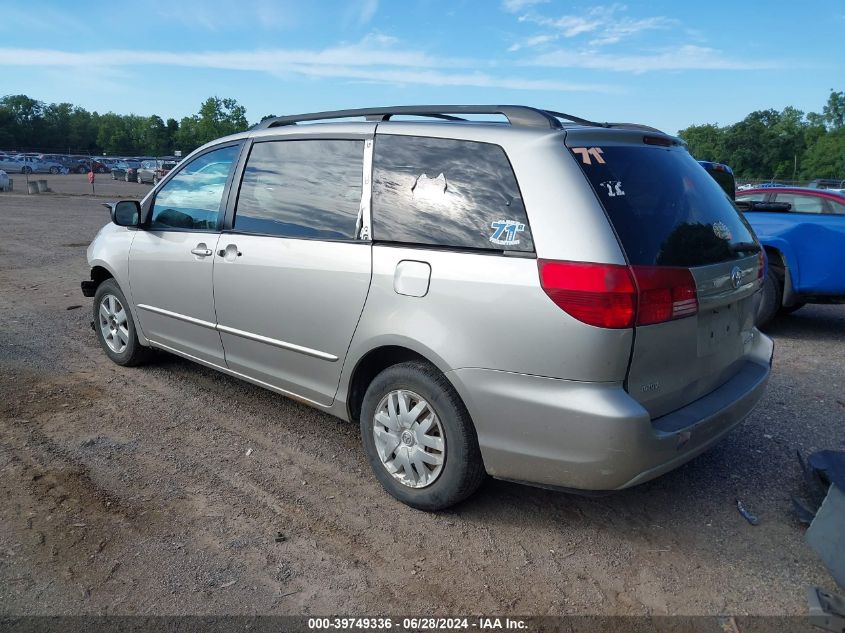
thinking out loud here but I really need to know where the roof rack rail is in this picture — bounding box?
[255,105,605,130]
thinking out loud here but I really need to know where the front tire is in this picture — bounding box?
[49,166,59,174]
[756,268,782,328]
[360,361,485,511]
[93,279,150,367]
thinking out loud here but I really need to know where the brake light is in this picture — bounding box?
[757,250,766,279]
[538,260,699,329]
[538,261,636,328]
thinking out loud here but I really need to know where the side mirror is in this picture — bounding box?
[105,200,141,227]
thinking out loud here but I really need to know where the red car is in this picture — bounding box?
[736,186,845,215]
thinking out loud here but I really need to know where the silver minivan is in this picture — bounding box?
[82,106,773,510]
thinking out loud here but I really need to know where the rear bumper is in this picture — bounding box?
[448,331,773,492]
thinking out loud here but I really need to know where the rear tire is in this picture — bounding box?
[756,268,782,328]
[360,361,485,511]
[93,279,151,367]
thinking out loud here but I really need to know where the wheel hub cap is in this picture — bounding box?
[372,389,445,489]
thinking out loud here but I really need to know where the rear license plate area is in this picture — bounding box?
[697,302,742,357]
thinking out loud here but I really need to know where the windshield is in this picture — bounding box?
[573,144,758,267]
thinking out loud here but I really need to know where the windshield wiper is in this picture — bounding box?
[730,241,761,253]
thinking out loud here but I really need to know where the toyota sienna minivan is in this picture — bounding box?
[82,105,773,510]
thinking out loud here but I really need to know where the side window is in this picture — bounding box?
[737,192,767,203]
[372,135,533,252]
[149,144,239,231]
[774,193,824,214]
[233,140,363,240]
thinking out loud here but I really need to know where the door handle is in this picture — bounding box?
[190,247,213,257]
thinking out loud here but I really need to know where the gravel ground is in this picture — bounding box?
[0,185,843,616]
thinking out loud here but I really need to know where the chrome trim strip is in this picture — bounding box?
[146,339,330,409]
[138,304,338,362]
[137,304,217,330]
[216,324,339,362]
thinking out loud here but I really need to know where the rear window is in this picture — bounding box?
[572,144,757,267]
[372,135,533,252]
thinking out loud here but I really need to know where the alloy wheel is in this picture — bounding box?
[98,294,129,354]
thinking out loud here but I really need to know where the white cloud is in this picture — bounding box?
[529,5,673,42]
[525,45,781,73]
[508,34,557,52]
[0,40,615,93]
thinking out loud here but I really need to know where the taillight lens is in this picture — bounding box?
[757,250,766,279]
[630,266,699,325]
[538,260,636,329]
[538,260,699,329]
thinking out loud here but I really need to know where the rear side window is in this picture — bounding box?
[372,135,533,252]
[773,193,825,214]
[571,144,757,267]
[234,140,363,240]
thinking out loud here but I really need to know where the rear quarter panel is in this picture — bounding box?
[745,212,845,295]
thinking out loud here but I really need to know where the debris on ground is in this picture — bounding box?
[736,499,759,526]
[245,448,253,457]
[807,586,845,633]
[274,531,287,543]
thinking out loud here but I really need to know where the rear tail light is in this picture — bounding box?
[631,266,699,325]
[538,260,699,329]
[757,250,766,279]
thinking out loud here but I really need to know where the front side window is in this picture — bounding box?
[233,139,363,240]
[773,193,825,214]
[149,144,239,231]
[372,135,533,252]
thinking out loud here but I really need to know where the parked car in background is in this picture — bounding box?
[0,155,25,173]
[4,155,64,174]
[808,178,845,190]
[0,169,9,192]
[736,187,845,325]
[136,159,177,184]
[697,161,734,198]
[81,105,773,510]
[111,160,141,181]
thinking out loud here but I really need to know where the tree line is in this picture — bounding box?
[678,89,845,180]
[0,95,263,156]
[1,90,843,179]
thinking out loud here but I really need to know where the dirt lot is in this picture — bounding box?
[1,180,843,616]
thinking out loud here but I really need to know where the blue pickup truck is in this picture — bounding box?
[735,186,845,325]
[698,161,845,326]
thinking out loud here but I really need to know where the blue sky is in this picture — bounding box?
[1,0,843,133]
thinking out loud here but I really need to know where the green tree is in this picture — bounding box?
[801,127,845,179]
[822,90,845,129]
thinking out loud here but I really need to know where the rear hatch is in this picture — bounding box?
[566,131,763,418]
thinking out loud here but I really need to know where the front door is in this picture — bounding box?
[212,135,373,406]
[129,143,241,365]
